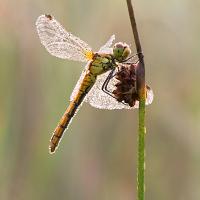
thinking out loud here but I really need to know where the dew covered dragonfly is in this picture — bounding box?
[36,14,153,153]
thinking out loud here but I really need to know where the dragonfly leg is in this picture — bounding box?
[101,69,118,99]
[123,60,139,65]
[122,52,143,64]
[101,68,128,106]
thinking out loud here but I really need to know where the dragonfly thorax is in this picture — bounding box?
[113,42,131,62]
[89,53,116,76]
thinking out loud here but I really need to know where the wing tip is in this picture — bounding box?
[146,86,154,105]
[36,14,54,26]
[45,14,53,20]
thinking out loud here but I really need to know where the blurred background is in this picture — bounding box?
[0,0,200,199]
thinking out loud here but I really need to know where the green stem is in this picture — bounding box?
[138,97,146,200]
[126,1,146,200]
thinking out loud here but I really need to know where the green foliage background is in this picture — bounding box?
[0,0,200,199]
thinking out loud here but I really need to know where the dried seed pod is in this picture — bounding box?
[113,63,139,107]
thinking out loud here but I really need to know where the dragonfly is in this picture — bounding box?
[36,14,153,153]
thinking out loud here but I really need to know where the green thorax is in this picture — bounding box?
[89,53,116,76]
[89,42,131,76]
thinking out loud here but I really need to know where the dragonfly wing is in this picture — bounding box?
[132,87,154,109]
[70,63,90,101]
[145,86,154,106]
[36,15,92,62]
[98,35,115,54]
[85,69,154,110]
[85,69,131,109]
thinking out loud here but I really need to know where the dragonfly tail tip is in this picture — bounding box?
[49,146,56,154]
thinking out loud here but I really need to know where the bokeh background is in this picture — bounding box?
[1,0,200,199]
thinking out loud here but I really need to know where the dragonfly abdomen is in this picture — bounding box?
[49,72,96,153]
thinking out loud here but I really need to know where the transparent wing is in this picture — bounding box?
[70,63,90,101]
[70,66,154,110]
[98,35,115,54]
[145,86,154,106]
[85,69,154,110]
[70,35,115,102]
[36,14,92,62]
[69,67,128,109]
[84,69,130,110]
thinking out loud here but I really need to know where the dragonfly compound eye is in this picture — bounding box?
[113,42,131,62]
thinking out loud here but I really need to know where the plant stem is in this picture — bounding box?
[126,1,146,200]
[137,96,146,200]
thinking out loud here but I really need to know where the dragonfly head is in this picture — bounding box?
[113,42,131,62]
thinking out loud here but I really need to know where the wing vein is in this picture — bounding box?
[36,15,92,62]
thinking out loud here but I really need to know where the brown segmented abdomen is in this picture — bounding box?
[49,72,96,153]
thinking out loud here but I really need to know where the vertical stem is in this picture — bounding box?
[126,1,146,200]
[126,0,143,60]
[138,96,146,200]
